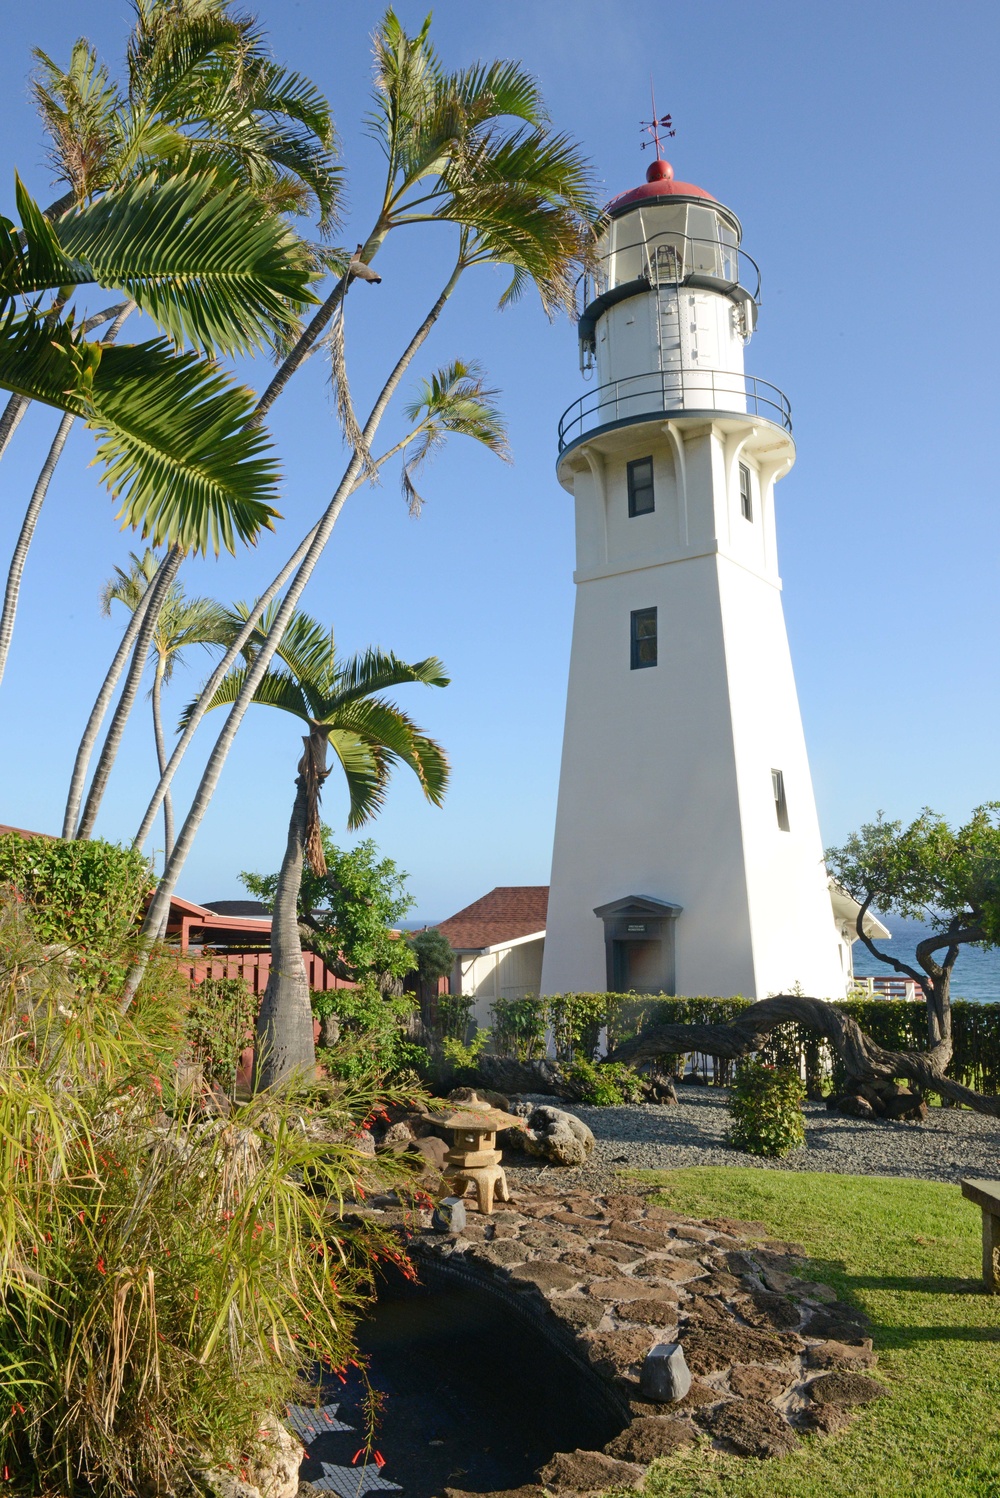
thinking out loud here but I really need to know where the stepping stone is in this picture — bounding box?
[286,1404,355,1439]
[310,1462,402,1497]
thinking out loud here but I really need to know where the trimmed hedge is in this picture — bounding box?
[487,992,1000,1097]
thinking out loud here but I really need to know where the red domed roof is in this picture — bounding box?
[606,158,718,216]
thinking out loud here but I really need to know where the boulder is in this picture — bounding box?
[248,1414,302,1498]
[680,1325,801,1375]
[639,1341,691,1403]
[881,1091,928,1122]
[806,1371,887,1407]
[804,1340,877,1371]
[449,1084,511,1112]
[538,1448,645,1493]
[728,1364,789,1401]
[475,1055,566,1096]
[697,1398,800,1459]
[414,1135,450,1172]
[507,1105,595,1168]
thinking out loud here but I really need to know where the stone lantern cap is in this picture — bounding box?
[436,1094,525,1133]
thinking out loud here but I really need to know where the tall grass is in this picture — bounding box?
[0,897,406,1497]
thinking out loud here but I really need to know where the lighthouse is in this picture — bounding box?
[539,150,846,1001]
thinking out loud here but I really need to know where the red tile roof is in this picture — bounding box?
[0,823,54,840]
[436,886,548,951]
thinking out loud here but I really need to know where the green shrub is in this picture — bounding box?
[0,896,400,1498]
[441,1027,492,1072]
[490,995,548,1059]
[436,991,475,1043]
[185,975,257,1096]
[562,1057,646,1105]
[726,1060,806,1157]
[313,980,429,1081]
[0,833,152,991]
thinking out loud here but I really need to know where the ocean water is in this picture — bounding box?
[852,917,1000,1003]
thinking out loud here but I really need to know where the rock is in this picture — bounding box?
[432,1196,467,1233]
[654,1258,703,1283]
[510,1260,582,1293]
[554,1295,607,1330]
[881,1092,928,1122]
[381,1120,415,1146]
[203,1473,260,1498]
[804,1340,877,1371]
[830,1094,876,1119]
[473,1238,527,1267]
[639,1341,691,1403]
[695,1272,742,1296]
[538,1448,645,1493]
[476,1055,565,1096]
[605,1416,693,1462]
[792,1280,837,1304]
[587,1277,661,1301]
[579,1327,654,1376]
[807,1371,887,1407]
[513,1106,595,1168]
[728,1365,789,1400]
[414,1135,450,1172]
[248,1414,303,1498]
[606,1223,673,1250]
[680,1325,801,1375]
[740,1290,802,1331]
[446,1489,544,1498]
[559,1251,629,1278]
[353,1130,376,1157]
[698,1398,800,1459]
[617,1296,681,1325]
[803,1304,870,1344]
[803,1403,854,1434]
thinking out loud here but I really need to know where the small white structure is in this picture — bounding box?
[829,881,892,988]
[541,154,847,1000]
[436,887,548,1030]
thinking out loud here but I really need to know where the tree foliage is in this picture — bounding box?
[408,926,454,986]
[241,827,416,990]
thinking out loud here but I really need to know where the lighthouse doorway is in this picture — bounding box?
[593,895,682,995]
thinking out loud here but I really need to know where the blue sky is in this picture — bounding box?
[1,0,998,921]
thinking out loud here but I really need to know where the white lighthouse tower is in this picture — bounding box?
[540,150,845,1001]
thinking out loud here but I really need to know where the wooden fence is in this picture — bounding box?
[181,949,354,996]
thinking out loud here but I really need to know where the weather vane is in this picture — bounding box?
[640,81,675,156]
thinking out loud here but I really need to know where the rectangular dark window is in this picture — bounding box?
[739,462,753,521]
[630,607,657,669]
[772,769,789,831]
[627,456,655,517]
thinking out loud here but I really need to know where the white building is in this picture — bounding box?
[540,153,847,1001]
[436,887,548,1030]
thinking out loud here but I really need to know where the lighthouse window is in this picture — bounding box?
[630,607,658,669]
[772,769,790,831]
[739,463,753,521]
[627,456,655,517]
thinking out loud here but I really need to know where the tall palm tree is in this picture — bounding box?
[187,607,448,1087]
[125,11,599,1005]
[0,0,338,688]
[101,551,228,861]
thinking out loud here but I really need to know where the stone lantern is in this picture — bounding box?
[438,1094,524,1216]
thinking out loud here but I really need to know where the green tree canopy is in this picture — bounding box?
[240,827,416,991]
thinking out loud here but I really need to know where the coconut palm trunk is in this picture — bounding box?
[150,655,175,862]
[123,265,463,1008]
[76,545,183,839]
[0,411,75,686]
[254,734,329,1088]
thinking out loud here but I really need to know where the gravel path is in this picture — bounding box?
[506,1088,1000,1189]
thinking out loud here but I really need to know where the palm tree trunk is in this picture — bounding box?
[122,262,464,1010]
[150,654,175,864]
[253,765,317,1089]
[63,568,160,838]
[132,519,320,852]
[76,545,183,840]
[0,396,29,462]
[0,411,75,686]
[251,274,349,424]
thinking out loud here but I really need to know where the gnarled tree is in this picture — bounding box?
[613,806,1000,1117]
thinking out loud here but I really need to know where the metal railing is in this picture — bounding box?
[557,368,792,451]
[583,230,761,308]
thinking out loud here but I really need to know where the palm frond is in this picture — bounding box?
[31,42,123,202]
[326,648,449,710]
[325,729,393,828]
[24,170,316,356]
[324,696,449,808]
[400,359,509,513]
[180,662,310,730]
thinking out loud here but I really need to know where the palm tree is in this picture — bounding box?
[124,11,598,1004]
[187,607,448,1087]
[100,551,228,861]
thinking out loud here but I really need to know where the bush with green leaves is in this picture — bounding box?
[562,1057,646,1105]
[0,895,400,1498]
[726,1060,806,1157]
[312,980,429,1082]
[185,975,257,1096]
[490,995,548,1060]
[0,832,152,990]
[436,991,475,1043]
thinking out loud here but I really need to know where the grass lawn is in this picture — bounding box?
[630,1167,1000,1498]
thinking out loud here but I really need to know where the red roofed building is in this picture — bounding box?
[436,886,548,1024]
